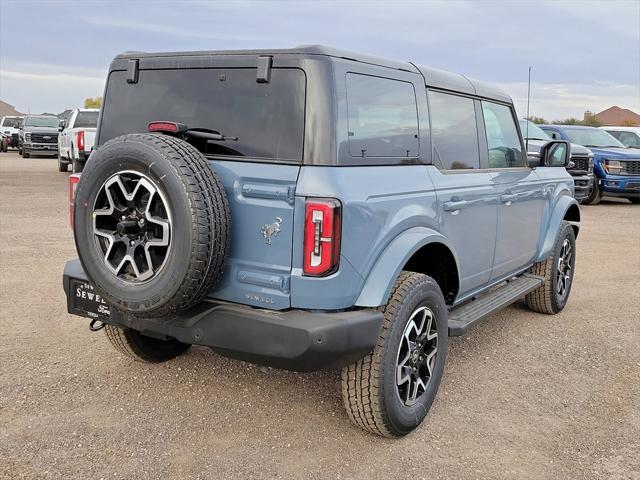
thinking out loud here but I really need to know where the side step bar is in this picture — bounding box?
[448,274,544,336]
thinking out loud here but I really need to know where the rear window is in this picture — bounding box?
[73,111,98,128]
[100,68,306,162]
[346,73,419,158]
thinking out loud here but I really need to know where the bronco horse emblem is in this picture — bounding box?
[261,217,283,245]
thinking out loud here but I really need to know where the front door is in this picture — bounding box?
[479,100,545,280]
[427,91,498,295]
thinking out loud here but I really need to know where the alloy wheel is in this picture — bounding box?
[92,171,171,283]
[396,306,438,406]
[556,239,573,298]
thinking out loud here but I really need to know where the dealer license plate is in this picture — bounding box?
[69,279,111,319]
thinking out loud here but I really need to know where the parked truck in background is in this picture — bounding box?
[58,108,99,172]
[520,119,594,203]
[0,116,23,152]
[541,125,640,204]
[18,115,60,158]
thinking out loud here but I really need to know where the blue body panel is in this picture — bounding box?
[206,160,300,310]
[541,126,640,197]
[204,161,576,311]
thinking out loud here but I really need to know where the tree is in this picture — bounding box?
[553,117,583,125]
[526,116,547,124]
[84,96,102,109]
[582,115,603,127]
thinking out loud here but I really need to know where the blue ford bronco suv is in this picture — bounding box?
[64,46,580,437]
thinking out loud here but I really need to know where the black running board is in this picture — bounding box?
[448,274,544,336]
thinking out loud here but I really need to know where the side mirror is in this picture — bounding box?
[59,121,65,131]
[527,154,541,169]
[540,140,571,167]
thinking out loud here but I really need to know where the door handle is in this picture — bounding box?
[500,193,519,205]
[443,200,469,213]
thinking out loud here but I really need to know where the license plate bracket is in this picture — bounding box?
[69,279,111,319]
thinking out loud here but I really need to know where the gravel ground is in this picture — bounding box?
[1,151,639,480]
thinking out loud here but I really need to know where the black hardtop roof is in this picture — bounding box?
[114,45,511,103]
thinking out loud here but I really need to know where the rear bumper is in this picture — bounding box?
[63,259,382,371]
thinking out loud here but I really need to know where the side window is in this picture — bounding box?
[346,73,419,158]
[428,91,479,169]
[543,128,560,140]
[481,101,524,168]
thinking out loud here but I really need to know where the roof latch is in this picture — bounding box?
[126,59,139,84]
[256,56,272,83]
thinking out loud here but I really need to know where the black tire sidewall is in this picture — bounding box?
[381,278,448,436]
[74,137,197,314]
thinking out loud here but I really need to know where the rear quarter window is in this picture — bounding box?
[99,68,306,163]
[345,73,419,158]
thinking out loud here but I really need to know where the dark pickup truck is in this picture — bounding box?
[520,119,594,203]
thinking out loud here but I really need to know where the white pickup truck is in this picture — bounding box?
[58,108,99,172]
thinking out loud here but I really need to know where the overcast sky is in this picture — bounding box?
[1,0,638,120]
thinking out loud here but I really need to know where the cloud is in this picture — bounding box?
[0,69,105,114]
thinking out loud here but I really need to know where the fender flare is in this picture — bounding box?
[535,194,580,263]
[355,226,459,308]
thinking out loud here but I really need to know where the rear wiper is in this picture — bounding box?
[184,127,238,142]
[148,122,238,141]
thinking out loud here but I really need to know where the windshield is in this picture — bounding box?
[73,111,99,128]
[606,130,640,148]
[1,117,21,128]
[100,68,306,162]
[25,116,60,128]
[519,119,550,140]
[562,127,625,148]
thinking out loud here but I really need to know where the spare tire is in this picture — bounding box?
[73,133,230,317]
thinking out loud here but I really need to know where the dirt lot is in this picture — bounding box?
[1,151,639,480]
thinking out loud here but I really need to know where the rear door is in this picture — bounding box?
[427,91,498,295]
[480,100,546,280]
[99,65,306,309]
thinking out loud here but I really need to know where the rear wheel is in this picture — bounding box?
[341,272,448,437]
[628,197,640,205]
[1,140,7,152]
[525,221,576,314]
[72,157,83,173]
[104,325,190,363]
[57,151,68,172]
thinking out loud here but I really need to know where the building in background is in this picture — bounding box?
[0,100,24,118]
[585,106,640,126]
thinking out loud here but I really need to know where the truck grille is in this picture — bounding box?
[30,133,57,144]
[622,160,640,175]
[570,156,591,173]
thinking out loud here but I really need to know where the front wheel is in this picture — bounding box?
[628,197,640,205]
[341,272,448,437]
[582,180,602,205]
[525,221,576,314]
[104,325,190,363]
[22,149,30,159]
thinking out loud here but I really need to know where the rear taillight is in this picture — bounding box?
[303,198,341,276]
[76,130,84,151]
[69,174,81,228]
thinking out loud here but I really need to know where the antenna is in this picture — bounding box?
[525,66,531,152]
